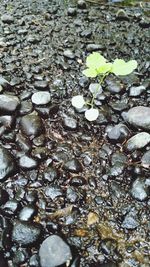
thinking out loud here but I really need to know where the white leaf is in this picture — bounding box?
[85,108,99,121]
[71,95,85,109]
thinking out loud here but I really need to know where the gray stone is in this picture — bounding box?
[0,94,20,114]
[125,132,150,151]
[39,235,72,267]
[1,14,14,23]
[63,116,78,130]
[64,158,83,173]
[125,106,150,130]
[19,155,38,170]
[20,113,44,137]
[32,91,51,105]
[122,214,139,229]
[141,150,150,168]
[129,85,146,96]
[63,49,75,59]
[0,146,15,181]
[131,179,148,201]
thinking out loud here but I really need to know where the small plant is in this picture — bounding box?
[71,52,137,121]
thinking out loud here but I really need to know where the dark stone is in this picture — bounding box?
[20,113,44,137]
[0,146,16,181]
[64,159,83,173]
[0,94,20,114]
[63,116,78,130]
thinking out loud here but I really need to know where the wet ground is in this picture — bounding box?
[0,0,150,267]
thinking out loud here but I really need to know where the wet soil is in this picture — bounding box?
[0,0,150,267]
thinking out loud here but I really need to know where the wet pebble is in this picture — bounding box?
[19,155,38,170]
[64,158,83,173]
[129,85,146,96]
[0,146,15,181]
[32,91,51,105]
[125,132,150,151]
[131,178,148,201]
[141,150,150,168]
[86,44,105,52]
[43,167,58,183]
[19,205,36,221]
[63,116,78,130]
[107,124,130,142]
[12,221,42,246]
[124,106,150,130]
[1,14,14,23]
[39,235,72,267]
[20,113,44,137]
[0,94,20,114]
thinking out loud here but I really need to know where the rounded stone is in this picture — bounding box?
[0,146,16,181]
[32,91,51,105]
[39,235,72,267]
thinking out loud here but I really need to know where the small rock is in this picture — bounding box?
[67,8,77,16]
[77,0,87,9]
[124,106,150,130]
[0,146,15,181]
[0,94,20,114]
[39,235,72,267]
[0,76,11,89]
[63,116,78,130]
[116,9,129,20]
[20,113,44,137]
[121,214,139,229]
[125,132,150,151]
[129,85,146,96]
[64,49,75,59]
[131,178,148,201]
[32,91,51,105]
[86,44,105,52]
[34,80,49,90]
[64,158,83,173]
[45,186,63,200]
[1,14,14,23]
[12,221,42,246]
[87,212,99,225]
[107,124,130,142]
[19,155,38,170]
[141,150,150,168]
[19,205,36,221]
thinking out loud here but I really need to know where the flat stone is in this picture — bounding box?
[32,91,51,105]
[0,146,15,181]
[39,235,72,267]
[63,49,75,59]
[125,132,150,151]
[19,155,38,170]
[129,85,146,96]
[0,94,20,114]
[124,106,150,130]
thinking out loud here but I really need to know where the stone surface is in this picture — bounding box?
[131,179,148,201]
[39,235,72,267]
[20,113,44,137]
[0,94,20,114]
[0,146,15,181]
[125,132,150,151]
[31,91,51,105]
[124,106,150,130]
[63,158,83,173]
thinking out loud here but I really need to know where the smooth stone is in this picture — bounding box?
[67,8,77,16]
[106,77,122,93]
[124,106,150,130]
[1,200,19,215]
[0,146,15,181]
[0,94,20,114]
[12,221,42,246]
[19,155,38,170]
[86,44,105,52]
[45,186,63,200]
[129,85,146,96]
[63,50,75,59]
[77,0,87,9]
[141,150,150,168]
[32,91,51,105]
[0,115,15,127]
[63,116,78,130]
[125,132,150,151]
[34,80,49,90]
[1,14,14,23]
[39,235,72,267]
[107,124,130,142]
[63,158,83,173]
[131,178,148,201]
[20,113,44,137]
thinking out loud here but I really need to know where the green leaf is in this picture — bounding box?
[111,59,137,76]
[86,52,106,69]
[82,68,98,78]
[97,63,113,74]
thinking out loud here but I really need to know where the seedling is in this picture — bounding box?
[72,52,137,121]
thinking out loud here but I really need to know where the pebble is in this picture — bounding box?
[86,44,105,52]
[0,94,20,114]
[64,49,75,59]
[67,8,77,16]
[131,178,148,201]
[19,155,38,169]
[1,14,14,23]
[129,85,146,96]
[1,200,19,216]
[45,186,63,200]
[32,91,51,105]
[125,132,150,151]
[63,116,78,130]
[107,124,130,142]
[63,158,83,173]
[0,76,11,89]
[124,106,150,130]
[39,235,72,267]
[106,77,122,94]
[19,205,36,221]
[141,150,150,168]
[20,113,44,137]
[121,214,139,229]
[0,146,15,181]
[12,221,42,246]
[34,80,49,90]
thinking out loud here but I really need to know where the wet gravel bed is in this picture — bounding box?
[0,0,150,266]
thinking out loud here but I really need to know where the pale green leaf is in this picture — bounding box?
[86,52,106,69]
[82,68,97,78]
[85,108,99,121]
[97,63,113,74]
[71,95,85,109]
[111,59,137,76]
